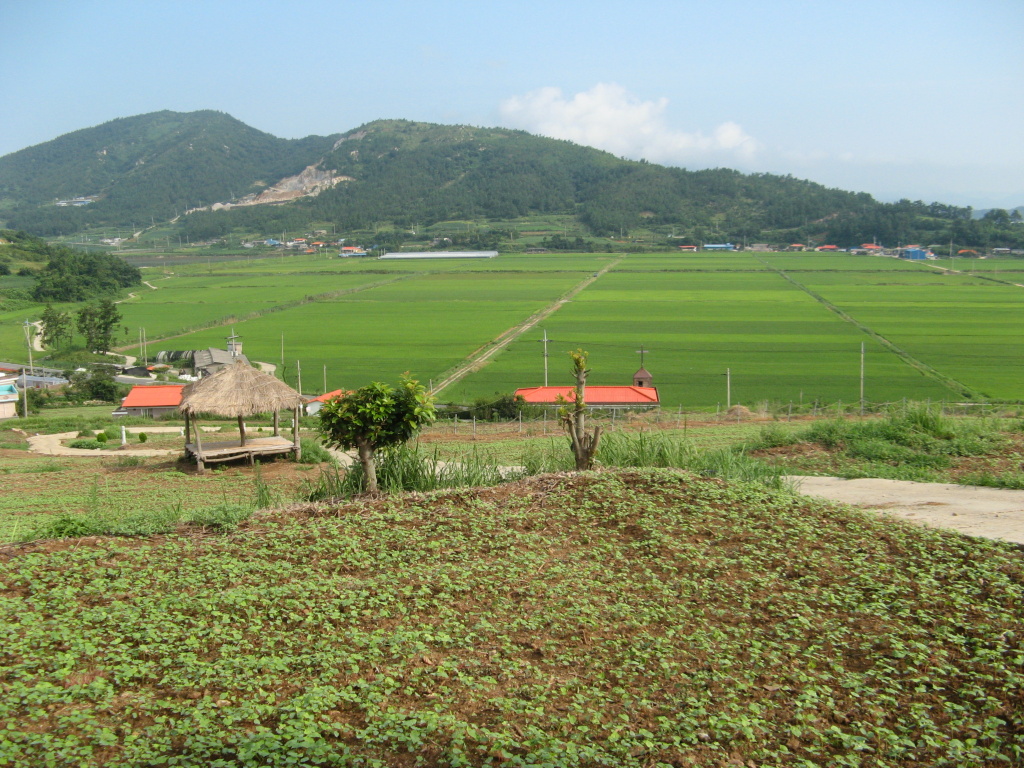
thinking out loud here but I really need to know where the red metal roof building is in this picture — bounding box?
[514,385,659,409]
[115,384,185,417]
[305,389,351,415]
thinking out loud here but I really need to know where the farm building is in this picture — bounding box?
[114,384,185,418]
[703,243,735,251]
[899,247,933,260]
[157,343,249,378]
[0,375,19,420]
[305,389,350,416]
[514,385,659,410]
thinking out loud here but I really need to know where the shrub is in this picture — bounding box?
[95,432,108,443]
[67,439,106,450]
[137,432,148,444]
[298,437,333,464]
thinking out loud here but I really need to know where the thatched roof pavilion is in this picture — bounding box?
[178,360,304,470]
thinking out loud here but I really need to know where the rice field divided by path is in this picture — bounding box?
[6,251,1022,408]
[457,266,954,406]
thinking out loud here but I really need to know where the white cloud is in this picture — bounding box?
[499,83,759,165]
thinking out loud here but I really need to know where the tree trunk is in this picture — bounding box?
[357,439,378,494]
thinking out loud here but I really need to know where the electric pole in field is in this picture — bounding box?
[539,329,550,386]
[23,321,34,375]
[860,342,865,415]
[726,368,731,410]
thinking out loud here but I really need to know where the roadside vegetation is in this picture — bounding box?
[744,405,1024,488]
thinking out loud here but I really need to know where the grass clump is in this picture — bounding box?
[520,430,789,489]
[66,438,107,450]
[298,437,334,464]
[304,444,513,500]
[758,405,1010,482]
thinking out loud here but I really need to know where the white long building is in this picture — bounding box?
[377,251,498,260]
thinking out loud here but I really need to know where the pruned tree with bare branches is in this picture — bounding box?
[560,349,601,470]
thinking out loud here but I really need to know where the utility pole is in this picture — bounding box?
[23,321,34,375]
[726,368,731,410]
[859,342,865,415]
[297,360,302,396]
[21,367,28,418]
[540,329,550,387]
[323,364,327,394]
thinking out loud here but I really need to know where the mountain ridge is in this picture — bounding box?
[1,111,1021,249]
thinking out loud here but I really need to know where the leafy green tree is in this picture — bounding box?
[40,304,73,348]
[24,386,48,415]
[31,246,141,302]
[559,349,601,471]
[470,392,527,421]
[317,374,436,494]
[65,369,122,403]
[76,298,121,353]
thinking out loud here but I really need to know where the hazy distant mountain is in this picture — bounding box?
[0,111,1020,249]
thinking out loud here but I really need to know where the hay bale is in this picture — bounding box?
[726,404,754,420]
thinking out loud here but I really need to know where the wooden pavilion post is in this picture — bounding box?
[184,412,191,444]
[273,410,280,437]
[238,415,247,446]
[193,419,205,472]
[292,406,301,461]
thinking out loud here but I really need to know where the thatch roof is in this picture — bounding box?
[179,360,302,417]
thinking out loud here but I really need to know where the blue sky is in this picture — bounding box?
[3,0,1022,208]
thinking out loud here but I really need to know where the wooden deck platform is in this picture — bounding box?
[184,436,298,470]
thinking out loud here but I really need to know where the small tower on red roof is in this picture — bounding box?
[634,345,653,388]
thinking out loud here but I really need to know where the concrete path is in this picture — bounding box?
[27,426,220,458]
[790,475,1024,545]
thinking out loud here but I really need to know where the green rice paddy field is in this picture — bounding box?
[4,251,1022,407]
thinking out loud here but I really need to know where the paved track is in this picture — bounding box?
[791,475,1024,545]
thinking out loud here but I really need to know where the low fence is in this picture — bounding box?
[423,399,1023,440]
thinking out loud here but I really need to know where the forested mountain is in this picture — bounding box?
[1,112,1021,249]
[0,111,338,234]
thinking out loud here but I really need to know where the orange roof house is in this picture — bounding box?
[115,384,185,417]
[514,385,659,409]
[305,388,351,415]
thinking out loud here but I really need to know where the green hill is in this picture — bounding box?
[1,112,1021,249]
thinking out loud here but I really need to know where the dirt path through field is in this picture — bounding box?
[790,475,1024,545]
[431,256,625,395]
